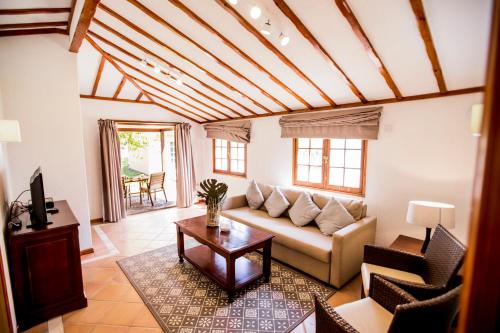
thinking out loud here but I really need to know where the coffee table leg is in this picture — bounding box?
[176,226,184,263]
[263,240,272,283]
[226,256,235,301]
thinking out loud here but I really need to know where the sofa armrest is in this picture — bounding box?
[363,245,424,275]
[330,216,377,288]
[222,195,248,211]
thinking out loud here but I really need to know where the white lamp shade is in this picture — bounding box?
[406,201,455,229]
[0,120,21,142]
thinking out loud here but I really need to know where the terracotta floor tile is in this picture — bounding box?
[131,307,161,328]
[91,283,131,301]
[64,300,115,324]
[99,302,145,326]
[127,327,163,333]
[90,324,129,333]
[63,323,96,333]
[122,288,143,303]
[22,322,48,333]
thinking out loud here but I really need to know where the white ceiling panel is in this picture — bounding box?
[423,0,492,90]
[0,1,71,9]
[77,41,102,95]
[118,80,140,100]
[0,13,69,24]
[95,61,123,97]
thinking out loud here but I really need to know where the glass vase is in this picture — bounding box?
[206,199,222,227]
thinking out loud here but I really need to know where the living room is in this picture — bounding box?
[0,0,498,332]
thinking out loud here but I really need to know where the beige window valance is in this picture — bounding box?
[279,107,382,139]
[203,120,251,144]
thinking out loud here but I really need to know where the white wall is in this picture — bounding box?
[0,87,16,332]
[0,34,92,250]
[80,99,204,220]
[197,93,483,245]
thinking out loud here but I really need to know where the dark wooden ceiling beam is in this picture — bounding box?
[88,30,238,119]
[69,0,101,53]
[135,92,143,101]
[409,0,447,92]
[91,55,106,96]
[274,0,366,103]
[334,0,402,99]
[0,21,67,30]
[201,86,483,124]
[112,76,126,99]
[0,28,68,37]
[80,94,154,105]
[132,78,214,121]
[168,0,311,109]
[130,74,222,120]
[0,8,71,15]
[123,1,278,113]
[215,0,336,106]
[86,35,154,102]
[92,14,250,117]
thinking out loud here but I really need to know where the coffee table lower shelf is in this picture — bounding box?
[183,245,263,292]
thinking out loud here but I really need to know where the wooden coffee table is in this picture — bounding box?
[175,215,274,300]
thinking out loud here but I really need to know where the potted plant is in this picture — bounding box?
[197,179,228,227]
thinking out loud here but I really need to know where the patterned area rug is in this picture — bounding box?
[117,243,334,333]
[126,196,176,216]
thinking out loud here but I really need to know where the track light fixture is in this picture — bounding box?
[139,58,148,68]
[260,20,271,35]
[279,32,290,46]
[250,6,261,19]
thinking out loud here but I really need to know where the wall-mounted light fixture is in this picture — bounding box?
[470,104,483,137]
[0,120,22,142]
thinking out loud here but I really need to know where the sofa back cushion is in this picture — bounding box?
[312,193,364,220]
[264,188,290,217]
[246,180,265,209]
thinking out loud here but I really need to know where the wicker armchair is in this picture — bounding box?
[315,274,461,333]
[360,224,465,297]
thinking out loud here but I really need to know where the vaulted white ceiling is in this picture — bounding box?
[1,0,492,123]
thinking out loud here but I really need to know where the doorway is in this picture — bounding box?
[117,123,176,214]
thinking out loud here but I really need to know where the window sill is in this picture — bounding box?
[213,170,247,179]
[291,183,365,199]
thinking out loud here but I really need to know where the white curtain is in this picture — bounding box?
[175,123,196,207]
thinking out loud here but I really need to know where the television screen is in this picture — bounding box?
[30,167,47,225]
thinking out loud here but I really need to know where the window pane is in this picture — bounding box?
[344,169,361,188]
[231,159,238,172]
[215,139,222,147]
[298,138,310,148]
[346,139,362,149]
[238,147,245,160]
[221,140,227,148]
[221,159,228,170]
[345,150,362,168]
[330,149,344,167]
[215,159,221,170]
[215,147,222,158]
[238,161,245,173]
[329,168,344,186]
[309,166,322,183]
[310,138,323,148]
[231,147,237,159]
[330,139,345,149]
[221,147,227,158]
[310,149,323,166]
[238,143,244,148]
[297,149,309,165]
[297,165,309,181]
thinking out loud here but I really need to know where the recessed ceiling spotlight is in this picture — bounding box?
[229,0,238,4]
[153,65,161,74]
[139,58,148,68]
[250,6,261,19]
[260,20,271,35]
[279,33,290,46]
[176,78,183,86]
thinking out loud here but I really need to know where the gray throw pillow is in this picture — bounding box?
[264,187,290,217]
[315,198,355,235]
[289,192,321,226]
[246,180,265,209]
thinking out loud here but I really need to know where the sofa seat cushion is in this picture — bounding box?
[222,207,332,263]
[334,297,393,333]
[361,263,425,296]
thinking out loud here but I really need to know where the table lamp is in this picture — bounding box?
[406,201,455,253]
[0,120,21,142]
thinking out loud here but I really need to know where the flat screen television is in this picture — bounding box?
[29,167,49,227]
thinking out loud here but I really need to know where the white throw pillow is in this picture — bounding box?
[315,198,355,235]
[264,187,290,217]
[289,192,321,226]
[246,180,265,209]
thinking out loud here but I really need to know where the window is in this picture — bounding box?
[213,139,246,177]
[293,138,367,195]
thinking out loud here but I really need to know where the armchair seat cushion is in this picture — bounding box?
[334,297,393,333]
[361,263,425,296]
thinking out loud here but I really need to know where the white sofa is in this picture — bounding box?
[221,183,377,288]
